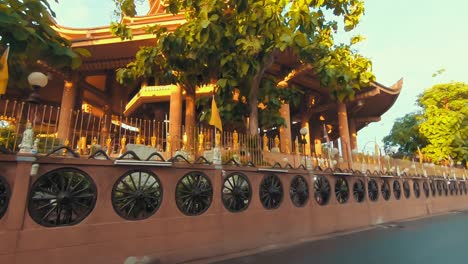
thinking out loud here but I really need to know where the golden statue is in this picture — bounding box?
[166,134,171,153]
[63,138,70,155]
[90,137,99,156]
[140,136,145,145]
[182,132,188,150]
[232,130,239,151]
[263,134,269,151]
[198,131,204,152]
[78,136,87,155]
[135,134,142,145]
[274,135,280,149]
[120,135,127,154]
[151,135,157,148]
[285,139,291,154]
[106,137,112,156]
[215,130,221,148]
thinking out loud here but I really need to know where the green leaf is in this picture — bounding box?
[74,48,91,57]
[217,78,228,88]
[201,20,210,29]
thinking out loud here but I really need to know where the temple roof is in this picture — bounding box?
[45,4,403,136]
[309,79,403,140]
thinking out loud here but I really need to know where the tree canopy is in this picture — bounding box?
[0,0,88,91]
[383,82,467,165]
[382,112,428,158]
[113,0,375,134]
[418,82,468,164]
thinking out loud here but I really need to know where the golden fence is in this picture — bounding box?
[0,99,466,177]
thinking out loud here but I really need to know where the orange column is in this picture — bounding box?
[337,102,352,167]
[349,118,358,151]
[310,125,322,157]
[279,103,292,154]
[169,85,182,153]
[57,78,77,143]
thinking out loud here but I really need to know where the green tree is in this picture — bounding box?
[0,0,88,92]
[113,0,374,135]
[382,112,427,158]
[418,82,468,164]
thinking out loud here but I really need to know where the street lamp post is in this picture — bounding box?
[300,127,308,168]
[27,72,48,104]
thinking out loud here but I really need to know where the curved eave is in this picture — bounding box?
[371,78,404,95]
[124,84,214,116]
[354,78,404,132]
[52,13,185,47]
[310,78,403,141]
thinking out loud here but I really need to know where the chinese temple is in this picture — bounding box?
[2,2,468,264]
[1,0,403,163]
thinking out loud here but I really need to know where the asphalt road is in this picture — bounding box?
[213,212,468,264]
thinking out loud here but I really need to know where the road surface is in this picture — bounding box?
[213,211,468,264]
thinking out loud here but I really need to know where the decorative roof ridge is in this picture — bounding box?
[53,13,184,33]
[148,0,166,15]
[371,78,404,95]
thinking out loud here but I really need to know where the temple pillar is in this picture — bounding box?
[169,85,182,153]
[57,77,77,144]
[109,71,124,114]
[337,102,352,167]
[349,118,358,151]
[279,103,292,153]
[310,125,322,157]
[300,117,311,156]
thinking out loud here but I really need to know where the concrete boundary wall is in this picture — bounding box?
[0,155,467,264]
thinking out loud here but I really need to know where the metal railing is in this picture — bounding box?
[0,98,467,177]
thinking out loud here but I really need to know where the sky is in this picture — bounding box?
[51,0,468,154]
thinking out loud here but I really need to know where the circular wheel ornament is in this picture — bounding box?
[314,175,331,205]
[436,181,442,196]
[368,179,379,202]
[393,180,401,200]
[449,182,454,195]
[335,178,349,204]
[353,179,365,203]
[28,168,97,227]
[222,173,252,212]
[290,175,309,207]
[175,172,213,216]
[381,180,391,201]
[260,174,283,209]
[413,181,420,198]
[112,170,163,220]
[460,182,466,195]
[430,180,436,196]
[0,176,11,219]
[423,181,430,197]
[442,181,448,196]
[403,180,411,198]
[453,181,458,195]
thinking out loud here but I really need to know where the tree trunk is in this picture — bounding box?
[185,92,196,151]
[248,77,259,135]
[248,53,274,136]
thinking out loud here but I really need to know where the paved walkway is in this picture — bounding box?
[213,211,468,264]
